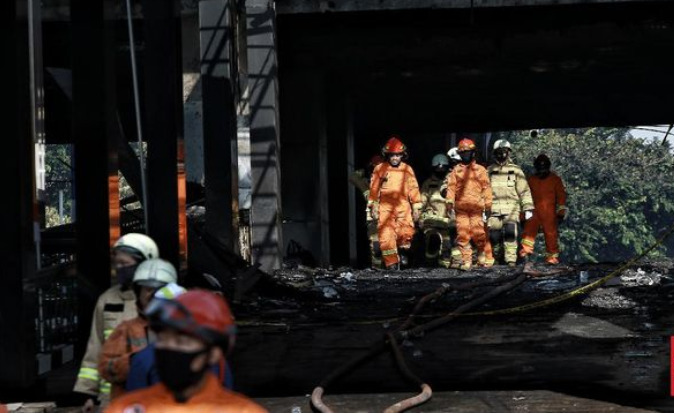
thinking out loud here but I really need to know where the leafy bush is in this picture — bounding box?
[497,128,674,263]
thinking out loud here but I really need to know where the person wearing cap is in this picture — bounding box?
[74,233,159,410]
[349,155,385,268]
[106,290,267,413]
[99,261,181,399]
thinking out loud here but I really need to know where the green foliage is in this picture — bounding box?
[498,128,674,263]
[45,145,74,228]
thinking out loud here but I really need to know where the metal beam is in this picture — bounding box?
[246,0,284,273]
[200,0,239,253]
[142,0,186,269]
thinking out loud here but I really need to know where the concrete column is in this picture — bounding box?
[246,0,283,273]
[346,98,357,267]
[142,0,186,269]
[1,0,38,387]
[71,0,119,293]
[200,0,239,252]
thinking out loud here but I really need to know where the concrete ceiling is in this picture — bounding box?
[277,1,674,133]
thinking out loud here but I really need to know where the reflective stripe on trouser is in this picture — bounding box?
[521,211,559,257]
[378,208,416,267]
[455,211,493,267]
[504,242,518,264]
[77,367,111,399]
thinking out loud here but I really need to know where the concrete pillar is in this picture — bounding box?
[71,0,119,293]
[200,0,239,252]
[246,0,283,273]
[142,0,186,269]
[1,0,39,387]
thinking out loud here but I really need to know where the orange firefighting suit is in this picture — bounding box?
[368,162,422,267]
[105,372,267,413]
[99,316,150,399]
[349,169,382,268]
[520,172,567,262]
[445,160,494,268]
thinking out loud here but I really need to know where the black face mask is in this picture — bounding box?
[535,161,551,178]
[116,264,139,289]
[494,150,509,164]
[432,167,448,178]
[155,347,210,402]
[460,152,473,164]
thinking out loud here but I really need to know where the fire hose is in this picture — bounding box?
[311,221,674,412]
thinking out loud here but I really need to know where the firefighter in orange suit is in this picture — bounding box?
[106,290,267,413]
[520,154,568,264]
[444,138,494,270]
[368,136,423,270]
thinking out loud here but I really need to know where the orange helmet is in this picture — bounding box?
[147,289,236,347]
[457,138,476,152]
[369,155,385,167]
[382,136,407,154]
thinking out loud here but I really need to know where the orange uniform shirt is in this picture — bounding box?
[527,172,567,216]
[445,161,492,212]
[99,317,150,399]
[368,162,421,211]
[105,372,267,413]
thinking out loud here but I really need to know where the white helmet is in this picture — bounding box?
[493,139,512,152]
[447,147,461,161]
[133,258,178,288]
[113,233,159,261]
[431,153,450,167]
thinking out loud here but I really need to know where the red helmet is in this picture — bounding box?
[147,289,236,347]
[369,155,385,167]
[457,138,476,152]
[382,136,407,154]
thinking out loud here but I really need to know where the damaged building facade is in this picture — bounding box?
[3,0,674,410]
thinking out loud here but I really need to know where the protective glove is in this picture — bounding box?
[371,205,379,221]
[557,209,567,224]
[524,210,534,221]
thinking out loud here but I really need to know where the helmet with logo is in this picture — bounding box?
[382,136,407,155]
[147,289,236,349]
[457,138,476,152]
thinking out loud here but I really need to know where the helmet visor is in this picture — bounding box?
[146,298,236,345]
